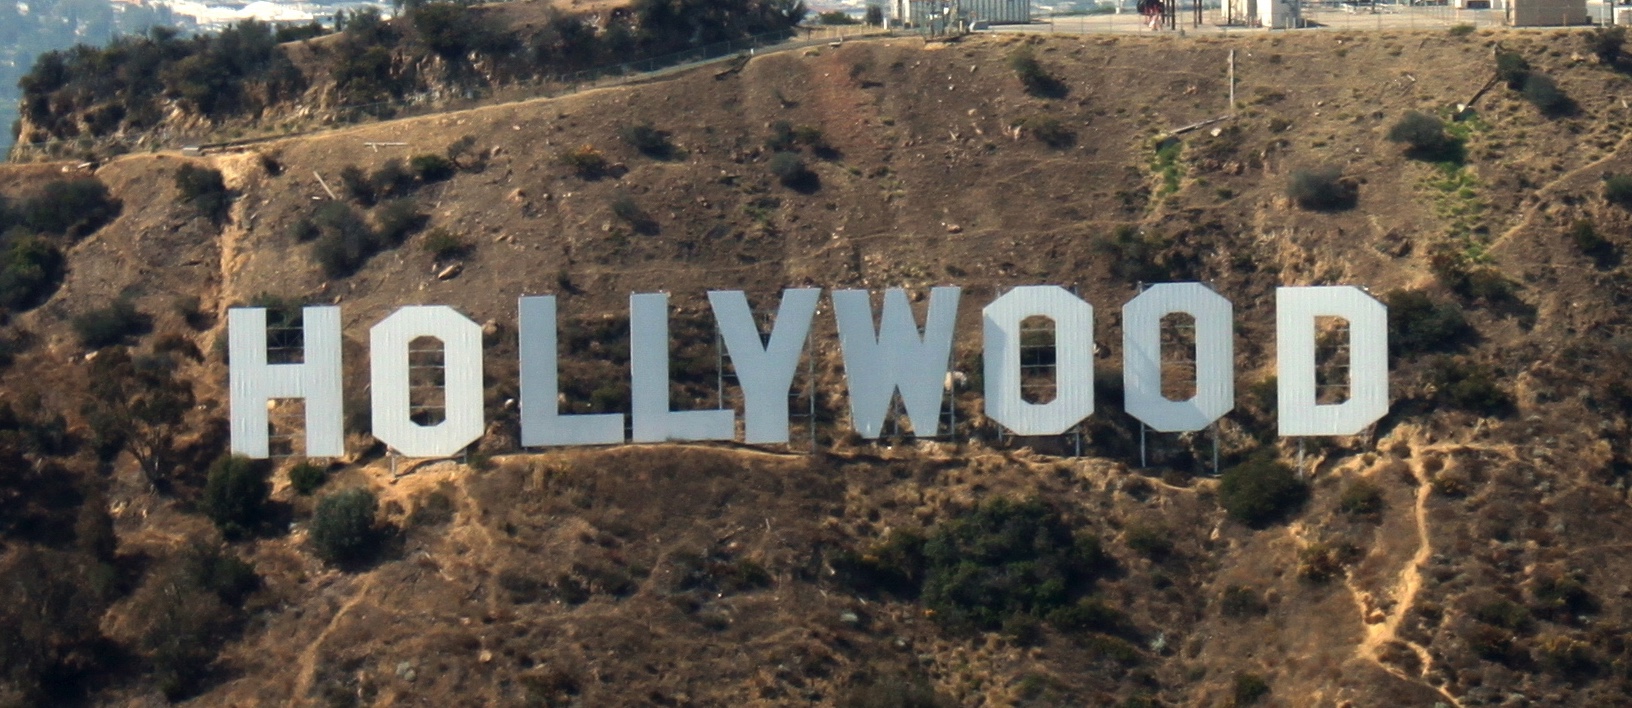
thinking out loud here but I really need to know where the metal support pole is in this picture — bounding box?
[1298,438,1307,477]
[1140,424,1148,468]
[1212,422,1220,475]
[808,343,817,452]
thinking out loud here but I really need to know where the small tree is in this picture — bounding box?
[203,455,271,538]
[865,4,884,25]
[1286,166,1356,211]
[83,349,193,485]
[0,236,65,312]
[311,488,381,564]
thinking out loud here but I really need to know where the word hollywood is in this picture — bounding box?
[228,284,1389,460]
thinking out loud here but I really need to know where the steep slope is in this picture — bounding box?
[3,27,1632,706]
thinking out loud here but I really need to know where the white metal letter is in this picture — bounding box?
[631,293,735,442]
[370,306,486,457]
[1277,286,1389,436]
[228,307,344,458]
[1123,283,1235,432]
[982,286,1095,436]
[518,296,625,446]
[709,289,820,444]
[832,287,961,438]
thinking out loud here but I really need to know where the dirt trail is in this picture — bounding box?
[1349,462,1458,708]
[1487,125,1632,254]
[287,575,376,707]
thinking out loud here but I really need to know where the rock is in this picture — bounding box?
[437,263,463,280]
[479,649,493,663]
[840,611,860,625]
[508,188,527,202]
[944,223,963,233]
[481,319,501,343]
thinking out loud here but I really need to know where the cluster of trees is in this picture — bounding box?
[18,22,306,145]
[17,0,808,145]
[1,0,181,154]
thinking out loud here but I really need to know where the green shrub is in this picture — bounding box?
[370,159,416,199]
[1009,48,1067,98]
[1218,449,1307,526]
[1125,523,1173,560]
[833,530,926,597]
[175,164,230,224]
[819,10,860,24]
[72,298,151,348]
[1521,73,1570,115]
[1425,355,1512,414]
[288,462,326,495]
[1233,672,1270,705]
[1297,541,1360,582]
[339,164,375,205]
[311,487,381,565]
[22,178,120,237]
[1384,289,1472,357]
[372,198,426,245]
[409,153,456,182]
[180,542,260,605]
[1220,585,1268,618]
[836,674,953,708]
[768,151,816,190]
[1448,23,1475,37]
[619,123,679,159]
[311,202,377,278]
[559,145,609,179]
[1286,166,1356,211]
[203,454,271,538]
[1605,173,1632,208]
[1338,479,1384,516]
[920,498,1108,633]
[0,236,65,312]
[1386,111,1462,163]
[1020,115,1074,149]
[422,228,472,260]
[1567,218,1616,266]
[1095,225,1176,282]
[609,193,657,234]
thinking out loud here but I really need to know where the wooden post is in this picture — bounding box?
[1228,49,1236,113]
[312,171,338,201]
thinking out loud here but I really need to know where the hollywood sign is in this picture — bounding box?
[228,284,1388,460]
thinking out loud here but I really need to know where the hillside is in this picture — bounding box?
[3,26,1632,706]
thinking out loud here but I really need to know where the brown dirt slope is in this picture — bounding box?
[5,27,1632,706]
